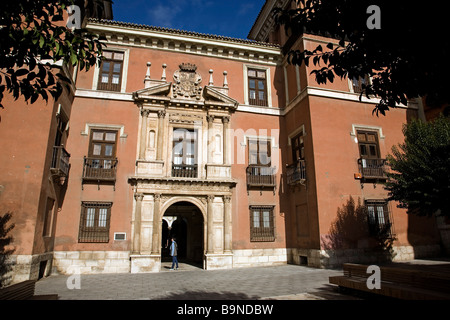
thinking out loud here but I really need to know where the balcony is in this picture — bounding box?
[357,158,388,180]
[51,146,70,179]
[171,164,198,178]
[286,160,306,186]
[82,157,118,185]
[246,165,276,189]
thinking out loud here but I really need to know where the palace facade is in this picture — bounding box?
[0,0,443,284]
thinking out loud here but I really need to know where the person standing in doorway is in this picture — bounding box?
[170,237,178,270]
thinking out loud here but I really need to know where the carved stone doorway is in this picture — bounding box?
[162,201,204,268]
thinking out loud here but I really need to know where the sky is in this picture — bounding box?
[111,0,266,40]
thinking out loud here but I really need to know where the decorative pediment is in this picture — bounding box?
[132,82,171,102]
[133,62,238,112]
[203,86,238,111]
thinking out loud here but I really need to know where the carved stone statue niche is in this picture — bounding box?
[173,63,203,100]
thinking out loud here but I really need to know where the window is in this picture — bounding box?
[357,130,386,179]
[97,51,124,92]
[287,131,306,185]
[249,139,271,166]
[250,206,275,241]
[51,115,70,177]
[365,200,393,238]
[357,130,380,159]
[352,75,370,93]
[248,68,268,106]
[89,129,117,166]
[78,202,112,242]
[291,132,304,163]
[83,129,118,181]
[172,128,197,178]
[247,139,275,187]
[54,115,67,148]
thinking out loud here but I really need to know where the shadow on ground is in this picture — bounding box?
[157,290,259,300]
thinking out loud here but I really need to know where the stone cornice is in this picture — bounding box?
[87,20,281,66]
[128,176,237,188]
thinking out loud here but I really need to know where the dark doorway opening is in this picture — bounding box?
[161,201,204,268]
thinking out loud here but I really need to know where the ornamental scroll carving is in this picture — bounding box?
[173,63,202,100]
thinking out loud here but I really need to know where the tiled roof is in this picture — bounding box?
[88,18,280,49]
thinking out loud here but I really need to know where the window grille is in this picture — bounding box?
[365,200,394,238]
[78,202,112,243]
[250,206,275,242]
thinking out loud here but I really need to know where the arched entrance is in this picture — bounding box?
[162,201,204,268]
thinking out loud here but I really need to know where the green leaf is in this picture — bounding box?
[39,36,45,48]
[55,42,60,57]
[70,53,78,66]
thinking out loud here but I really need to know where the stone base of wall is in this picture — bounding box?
[130,254,160,273]
[52,251,130,275]
[232,248,289,268]
[205,253,233,270]
[6,252,53,285]
[290,244,442,269]
[17,245,441,279]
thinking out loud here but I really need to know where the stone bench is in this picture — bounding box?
[329,263,450,300]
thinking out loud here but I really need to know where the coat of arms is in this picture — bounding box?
[173,63,202,100]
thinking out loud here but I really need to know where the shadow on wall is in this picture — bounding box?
[321,196,397,265]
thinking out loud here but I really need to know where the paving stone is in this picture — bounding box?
[35,264,348,300]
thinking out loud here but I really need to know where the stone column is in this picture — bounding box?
[206,115,214,164]
[207,195,215,254]
[133,193,144,253]
[139,109,150,160]
[222,116,230,165]
[223,195,232,253]
[151,193,161,255]
[156,110,166,160]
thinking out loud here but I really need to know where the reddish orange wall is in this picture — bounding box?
[230,111,285,250]
[53,97,138,252]
[76,44,282,109]
[307,96,439,248]
[0,94,63,255]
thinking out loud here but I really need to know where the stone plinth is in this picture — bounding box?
[130,254,161,273]
[204,253,233,270]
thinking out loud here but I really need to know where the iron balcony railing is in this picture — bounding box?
[83,157,118,181]
[246,165,276,187]
[51,146,70,176]
[358,158,388,180]
[171,164,198,178]
[286,160,306,185]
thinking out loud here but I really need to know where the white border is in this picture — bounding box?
[350,124,385,140]
[114,232,127,241]
[81,123,128,138]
